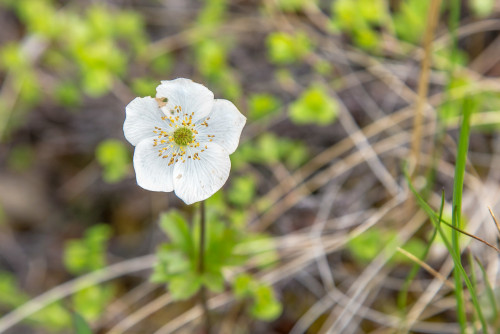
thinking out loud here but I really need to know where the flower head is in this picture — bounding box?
[123,78,246,204]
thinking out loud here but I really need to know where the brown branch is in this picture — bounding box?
[410,0,444,177]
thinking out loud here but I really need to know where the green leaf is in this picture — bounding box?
[54,82,82,108]
[260,133,283,163]
[331,0,385,51]
[233,273,255,298]
[0,272,28,307]
[248,94,281,121]
[393,0,430,44]
[131,78,158,97]
[313,60,334,75]
[347,228,385,264]
[17,0,58,37]
[391,238,427,264]
[235,235,278,269]
[266,32,312,65]
[169,273,202,300]
[114,10,145,39]
[159,211,194,255]
[164,250,191,274]
[250,285,282,321]
[0,42,28,71]
[64,224,112,274]
[196,0,227,28]
[228,175,257,207]
[290,85,339,125]
[95,139,130,183]
[73,285,114,322]
[87,4,114,38]
[353,28,379,50]
[64,241,89,274]
[151,55,173,75]
[30,302,72,330]
[202,271,225,293]
[71,311,92,334]
[278,138,309,169]
[439,75,475,123]
[16,71,42,105]
[151,246,191,283]
[195,40,227,78]
[82,69,113,97]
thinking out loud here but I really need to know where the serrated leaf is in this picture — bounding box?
[169,273,202,300]
[202,271,225,293]
[160,211,194,255]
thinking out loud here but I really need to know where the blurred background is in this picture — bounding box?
[1,0,500,333]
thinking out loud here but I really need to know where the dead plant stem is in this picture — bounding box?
[410,0,443,177]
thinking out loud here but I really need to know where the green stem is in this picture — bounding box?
[198,201,212,334]
[451,98,473,332]
[198,201,207,274]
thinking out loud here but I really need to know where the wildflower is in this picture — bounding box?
[124,78,246,204]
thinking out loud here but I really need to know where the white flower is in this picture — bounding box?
[123,78,246,204]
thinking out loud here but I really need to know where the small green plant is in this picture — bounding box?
[266,31,313,65]
[233,274,282,320]
[228,175,257,207]
[0,272,72,330]
[393,0,430,44]
[95,139,131,183]
[331,0,387,50]
[151,207,282,320]
[348,228,426,265]
[232,132,309,171]
[248,94,282,121]
[289,84,339,125]
[64,224,112,274]
[64,224,115,323]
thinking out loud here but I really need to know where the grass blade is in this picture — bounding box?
[397,190,444,310]
[405,170,488,333]
[474,256,498,325]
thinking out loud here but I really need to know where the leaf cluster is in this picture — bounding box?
[151,208,281,320]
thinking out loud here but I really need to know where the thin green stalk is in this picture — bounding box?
[406,172,488,333]
[198,201,212,334]
[468,252,479,330]
[447,0,467,328]
[449,0,461,68]
[397,190,444,310]
[475,256,498,326]
[451,97,473,331]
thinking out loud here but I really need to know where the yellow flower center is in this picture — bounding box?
[152,103,213,166]
[173,127,194,146]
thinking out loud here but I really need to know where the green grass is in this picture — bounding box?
[406,163,488,333]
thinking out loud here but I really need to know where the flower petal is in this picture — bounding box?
[172,142,230,204]
[133,138,176,192]
[124,97,166,146]
[156,78,214,123]
[195,99,246,154]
